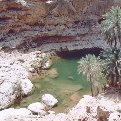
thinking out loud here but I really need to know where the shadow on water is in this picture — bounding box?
[56,47,103,59]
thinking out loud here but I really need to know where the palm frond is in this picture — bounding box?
[101,6,121,47]
[78,54,103,82]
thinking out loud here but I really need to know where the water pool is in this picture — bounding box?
[13,56,90,113]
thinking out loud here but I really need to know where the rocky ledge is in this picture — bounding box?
[0,0,121,121]
[0,0,121,51]
[1,95,121,121]
[0,50,52,110]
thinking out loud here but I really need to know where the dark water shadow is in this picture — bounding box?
[56,48,103,59]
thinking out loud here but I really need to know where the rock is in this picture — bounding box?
[64,90,72,95]
[68,76,74,80]
[70,92,81,102]
[0,108,32,121]
[68,85,83,92]
[42,94,58,108]
[0,60,33,109]
[16,0,27,6]
[43,59,52,69]
[108,112,121,121]
[0,0,120,52]
[47,68,59,79]
[97,106,110,121]
[48,110,55,114]
[63,84,83,94]
[2,94,121,121]
[29,67,35,73]
[28,102,46,115]
[21,79,33,95]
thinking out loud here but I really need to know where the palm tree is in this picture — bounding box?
[101,6,121,86]
[101,6,121,47]
[100,48,121,87]
[78,54,103,96]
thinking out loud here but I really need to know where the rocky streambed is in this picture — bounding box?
[0,48,121,121]
[0,0,121,120]
[1,95,121,121]
[0,50,52,109]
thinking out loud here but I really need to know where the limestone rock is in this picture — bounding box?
[0,60,33,109]
[1,0,121,51]
[97,106,110,121]
[21,79,33,95]
[47,68,59,79]
[16,0,27,6]
[43,59,52,69]
[28,67,35,73]
[48,110,55,114]
[0,108,32,121]
[1,95,121,120]
[42,94,58,108]
[108,112,121,121]
[27,102,46,114]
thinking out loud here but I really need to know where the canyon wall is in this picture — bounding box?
[0,0,121,51]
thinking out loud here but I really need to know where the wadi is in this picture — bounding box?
[0,0,121,121]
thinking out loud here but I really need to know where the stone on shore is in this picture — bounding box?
[42,94,58,108]
[43,59,52,69]
[1,95,121,120]
[47,68,59,79]
[0,60,33,109]
[108,112,121,121]
[21,79,33,95]
[27,102,46,115]
[0,108,32,121]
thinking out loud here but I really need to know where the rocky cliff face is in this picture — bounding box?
[0,0,121,51]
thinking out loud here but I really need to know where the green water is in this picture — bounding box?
[14,56,90,112]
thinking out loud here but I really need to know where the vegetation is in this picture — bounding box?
[101,6,121,47]
[101,6,121,88]
[100,48,121,87]
[78,54,103,96]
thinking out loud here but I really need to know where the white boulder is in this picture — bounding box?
[28,102,46,115]
[48,110,55,114]
[0,108,32,120]
[21,79,33,95]
[108,112,121,121]
[42,94,58,107]
[29,67,35,73]
[16,0,27,6]
[0,60,33,109]
[43,60,52,69]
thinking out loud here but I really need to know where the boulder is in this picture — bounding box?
[0,108,32,121]
[16,0,27,6]
[47,68,59,79]
[43,59,52,69]
[108,112,121,121]
[21,79,33,95]
[42,94,58,108]
[97,106,110,121]
[48,110,55,114]
[28,102,46,115]
[29,67,36,73]
[0,60,33,109]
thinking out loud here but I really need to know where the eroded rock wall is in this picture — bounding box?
[0,0,121,50]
